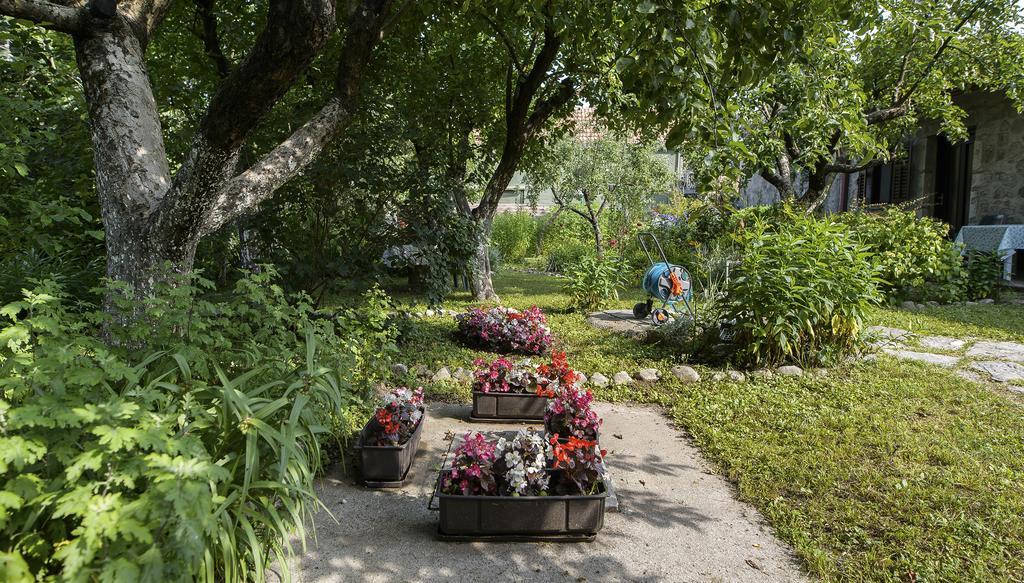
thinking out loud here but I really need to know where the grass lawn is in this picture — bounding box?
[331,271,1024,581]
[869,300,1024,343]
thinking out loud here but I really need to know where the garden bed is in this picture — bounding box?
[354,406,425,487]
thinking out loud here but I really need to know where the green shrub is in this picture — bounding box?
[964,250,1005,301]
[490,212,537,264]
[836,208,964,302]
[562,255,627,312]
[726,208,881,367]
[544,238,592,273]
[0,271,397,582]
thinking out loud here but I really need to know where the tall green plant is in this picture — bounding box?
[0,272,395,581]
[726,208,881,367]
[562,254,627,312]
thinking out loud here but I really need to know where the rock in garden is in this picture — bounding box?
[670,365,701,383]
[925,300,940,308]
[575,372,588,386]
[590,372,610,387]
[979,298,995,304]
[390,363,408,377]
[915,303,926,311]
[749,368,772,379]
[810,368,829,377]
[970,361,1024,383]
[612,371,633,385]
[412,364,431,378]
[453,367,471,381]
[425,309,435,317]
[637,368,660,382]
[966,340,1024,363]
[883,348,959,368]
[431,367,451,382]
[777,365,803,377]
[727,370,746,382]
[900,300,918,312]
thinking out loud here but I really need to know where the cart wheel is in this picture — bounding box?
[633,302,651,319]
[651,308,671,326]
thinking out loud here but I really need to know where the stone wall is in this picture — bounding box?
[909,91,1024,224]
[961,91,1024,223]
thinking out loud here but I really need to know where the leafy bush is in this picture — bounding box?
[964,250,1005,301]
[0,271,397,581]
[543,238,592,273]
[454,306,552,355]
[562,254,627,312]
[726,208,881,367]
[836,208,964,302]
[491,212,538,264]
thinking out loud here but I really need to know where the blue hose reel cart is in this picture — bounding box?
[633,232,696,325]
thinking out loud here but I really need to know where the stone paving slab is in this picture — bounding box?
[965,341,1024,363]
[882,349,960,368]
[916,335,967,352]
[288,403,807,583]
[970,361,1024,383]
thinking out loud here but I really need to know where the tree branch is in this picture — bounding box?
[0,0,88,32]
[823,158,886,174]
[759,168,791,197]
[120,0,177,45]
[192,0,230,78]
[194,0,394,234]
[480,10,526,77]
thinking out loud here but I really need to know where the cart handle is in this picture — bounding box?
[637,231,671,266]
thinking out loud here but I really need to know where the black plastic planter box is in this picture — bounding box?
[471,391,548,422]
[436,474,607,540]
[353,408,424,487]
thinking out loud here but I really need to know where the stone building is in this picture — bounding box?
[833,90,1024,232]
[739,90,1024,232]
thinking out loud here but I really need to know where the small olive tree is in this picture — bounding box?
[527,137,675,259]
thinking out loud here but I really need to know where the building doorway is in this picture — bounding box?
[933,132,974,235]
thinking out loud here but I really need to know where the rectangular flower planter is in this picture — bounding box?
[353,408,424,487]
[436,474,608,540]
[470,391,548,422]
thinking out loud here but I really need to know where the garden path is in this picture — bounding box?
[868,326,1024,388]
[288,402,807,582]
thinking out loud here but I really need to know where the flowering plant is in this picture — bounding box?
[549,435,607,495]
[455,306,552,355]
[545,384,600,440]
[471,357,536,393]
[368,387,424,446]
[535,351,578,397]
[494,429,551,496]
[440,432,499,496]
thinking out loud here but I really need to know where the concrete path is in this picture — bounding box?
[289,403,806,583]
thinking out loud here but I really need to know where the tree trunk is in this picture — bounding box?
[590,219,603,260]
[469,216,498,301]
[73,22,198,300]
